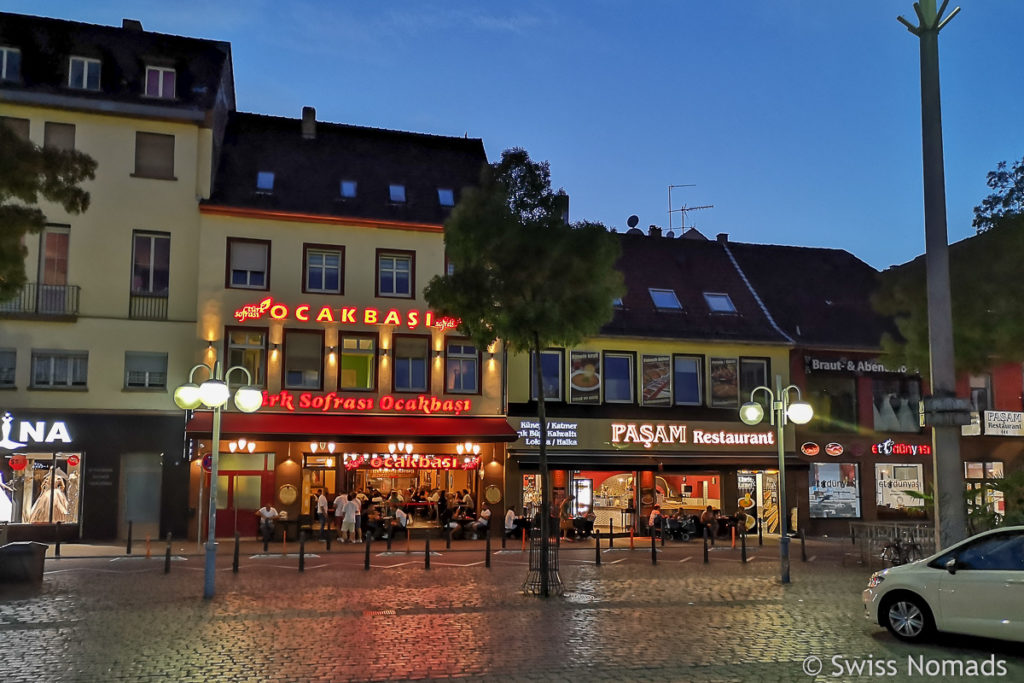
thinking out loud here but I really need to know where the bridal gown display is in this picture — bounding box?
[877,395,901,432]
[897,398,918,432]
[0,472,13,523]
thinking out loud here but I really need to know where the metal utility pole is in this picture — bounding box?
[898,0,969,549]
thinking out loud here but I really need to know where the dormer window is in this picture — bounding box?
[649,288,682,310]
[0,47,21,82]
[438,188,454,207]
[256,171,275,193]
[389,184,406,203]
[69,56,101,90]
[704,292,736,313]
[340,180,357,198]
[144,66,175,98]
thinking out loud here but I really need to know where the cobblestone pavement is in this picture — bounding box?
[1,540,1021,682]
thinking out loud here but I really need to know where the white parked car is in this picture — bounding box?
[863,526,1024,643]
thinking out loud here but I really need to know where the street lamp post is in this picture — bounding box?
[739,374,814,584]
[174,361,262,599]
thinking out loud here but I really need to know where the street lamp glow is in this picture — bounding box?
[173,383,202,410]
[739,401,765,426]
[233,385,263,413]
[199,378,229,408]
[786,400,814,425]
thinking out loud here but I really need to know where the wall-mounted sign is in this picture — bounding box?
[568,351,600,404]
[801,442,820,456]
[0,411,73,450]
[509,417,779,452]
[824,442,844,456]
[804,356,909,375]
[262,391,472,415]
[871,439,932,456]
[517,420,579,447]
[233,297,459,330]
[343,454,480,470]
[611,423,775,449]
[983,411,1024,437]
[641,355,671,407]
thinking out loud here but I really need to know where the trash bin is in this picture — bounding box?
[0,541,49,584]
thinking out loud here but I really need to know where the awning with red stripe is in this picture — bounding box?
[185,412,518,443]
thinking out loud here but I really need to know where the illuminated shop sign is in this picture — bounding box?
[983,411,1024,437]
[262,391,472,415]
[804,356,908,375]
[610,423,775,449]
[0,411,73,450]
[872,439,932,456]
[518,420,579,447]
[233,297,460,330]
[343,454,480,470]
[800,442,845,456]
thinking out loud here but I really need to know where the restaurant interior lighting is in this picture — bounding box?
[228,438,256,454]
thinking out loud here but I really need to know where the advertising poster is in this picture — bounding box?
[641,355,671,406]
[568,351,600,404]
[809,462,861,518]
[710,357,739,407]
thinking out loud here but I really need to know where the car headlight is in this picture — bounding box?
[867,572,885,588]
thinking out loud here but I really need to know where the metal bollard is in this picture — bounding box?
[758,517,763,546]
[651,529,657,565]
[233,533,240,573]
[364,535,371,571]
[661,522,666,547]
[609,520,614,549]
[299,532,306,572]
[386,528,392,552]
[126,520,133,555]
[741,530,747,563]
[801,528,807,562]
[446,526,452,549]
[595,530,601,566]
[263,531,269,553]
[501,529,506,549]
[326,532,331,552]
[485,533,491,568]
[424,534,431,570]
[55,521,62,558]
[703,528,709,564]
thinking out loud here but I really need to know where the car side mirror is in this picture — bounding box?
[945,557,957,575]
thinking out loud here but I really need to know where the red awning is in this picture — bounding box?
[185,412,518,443]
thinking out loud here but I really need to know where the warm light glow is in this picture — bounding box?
[199,379,229,408]
[234,385,263,413]
[388,443,396,454]
[310,442,318,453]
[327,442,336,453]
[739,401,765,426]
[786,400,814,425]
[173,383,202,410]
[228,442,237,453]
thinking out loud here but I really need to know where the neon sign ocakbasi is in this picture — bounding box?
[234,297,460,330]
[343,454,480,470]
[263,390,472,415]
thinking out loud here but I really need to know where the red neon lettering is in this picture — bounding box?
[295,305,310,322]
[380,395,394,410]
[315,306,335,322]
[425,311,434,327]
[364,308,378,324]
[340,307,357,323]
[270,304,289,320]
[383,309,402,326]
[407,311,419,328]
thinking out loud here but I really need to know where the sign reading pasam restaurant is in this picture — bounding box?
[611,423,775,448]
[508,417,776,452]
[262,390,473,416]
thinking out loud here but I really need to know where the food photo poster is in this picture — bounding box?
[569,351,601,404]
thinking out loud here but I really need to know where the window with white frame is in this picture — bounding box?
[389,184,406,203]
[673,355,703,406]
[31,351,88,388]
[68,56,100,90]
[227,329,266,386]
[132,231,170,295]
[603,352,634,403]
[124,352,167,389]
[437,188,454,206]
[284,330,323,390]
[1,47,21,81]
[739,358,769,405]
[704,292,736,313]
[144,66,175,98]
[228,239,270,289]
[134,132,175,179]
[649,288,682,310]
[393,337,428,392]
[530,350,563,401]
[0,349,15,387]
[340,180,357,198]
[339,335,376,391]
[445,342,478,393]
[304,246,343,294]
[377,251,413,298]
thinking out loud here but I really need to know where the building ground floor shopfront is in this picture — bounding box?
[0,409,187,543]
[182,412,515,541]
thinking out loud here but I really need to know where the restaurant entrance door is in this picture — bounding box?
[214,453,274,538]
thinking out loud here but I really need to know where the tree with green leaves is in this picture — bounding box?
[424,148,624,596]
[973,157,1024,233]
[0,124,97,301]
[873,214,1024,376]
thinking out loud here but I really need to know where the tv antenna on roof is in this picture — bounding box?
[667,184,712,231]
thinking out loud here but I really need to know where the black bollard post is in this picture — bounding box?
[445,526,452,550]
[595,530,601,566]
[741,530,747,563]
[800,528,807,562]
[703,527,709,564]
[757,517,763,546]
[386,527,392,552]
[233,533,240,573]
[851,524,856,546]
[263,532,269,553]
[165,532,173,574]
[55,521,62,558]
[501,528,506,549]
[661,522,666,547]
[424,533,431,570]
[651,529,657,565]
[299,532,306,572]
[485,533,491,568]
[609,520,614,549]
[326,532,331,552]
[126,520,133,555]
[364,535,371,571]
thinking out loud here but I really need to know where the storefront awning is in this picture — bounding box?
[185,412,518,443]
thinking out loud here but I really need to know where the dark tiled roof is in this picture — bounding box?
[726,241,891,350]
[206,112,487,224]
[0,12,232,111]
[603,233,791,343]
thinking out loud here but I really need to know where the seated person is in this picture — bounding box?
[391,506,409,538]
[648,504,664,535]
[470,508,491,539]
[574,508,596,538]
[364,505,385,541]
[504,507,518,538]
[255,502,279,543]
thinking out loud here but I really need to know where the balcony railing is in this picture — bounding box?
[0,283,80,318]
[129,292,169,320]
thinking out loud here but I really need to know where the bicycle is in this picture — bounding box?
[880,535,923,566]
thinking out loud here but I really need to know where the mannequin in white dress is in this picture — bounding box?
[0,471,13,523]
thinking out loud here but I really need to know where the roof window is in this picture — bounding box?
[1,47,21,82]
[144,66,175,99]
[389,184,406,203]
[438,188,454,207]
[256,171,275,193]
[649,288,682,310]
[340,180,357,198]
[703,292,736,313]
[69,56,101,90]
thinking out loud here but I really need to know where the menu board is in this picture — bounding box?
[569,351,600,404]
[641,355,671,406]
[709,357,739,407]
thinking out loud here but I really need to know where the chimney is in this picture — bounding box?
[554,192,569,224]
[122,18,143,31]
[717,233,729,244]
[301,106,316,140]
[648,225,662,238]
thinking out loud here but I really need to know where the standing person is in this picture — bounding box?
[341,493,359,543]
[333,490,346,539]
[700,505,717,546]
[648,504,663,538]
[316,489,328,540]
[558,495,575,541]
[461,489,474,512]
[255,502,279,544]
[393,505,409,539]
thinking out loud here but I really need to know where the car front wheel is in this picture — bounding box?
[882,594,935,642]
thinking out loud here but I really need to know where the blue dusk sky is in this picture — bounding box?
[9,1,1024,270]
